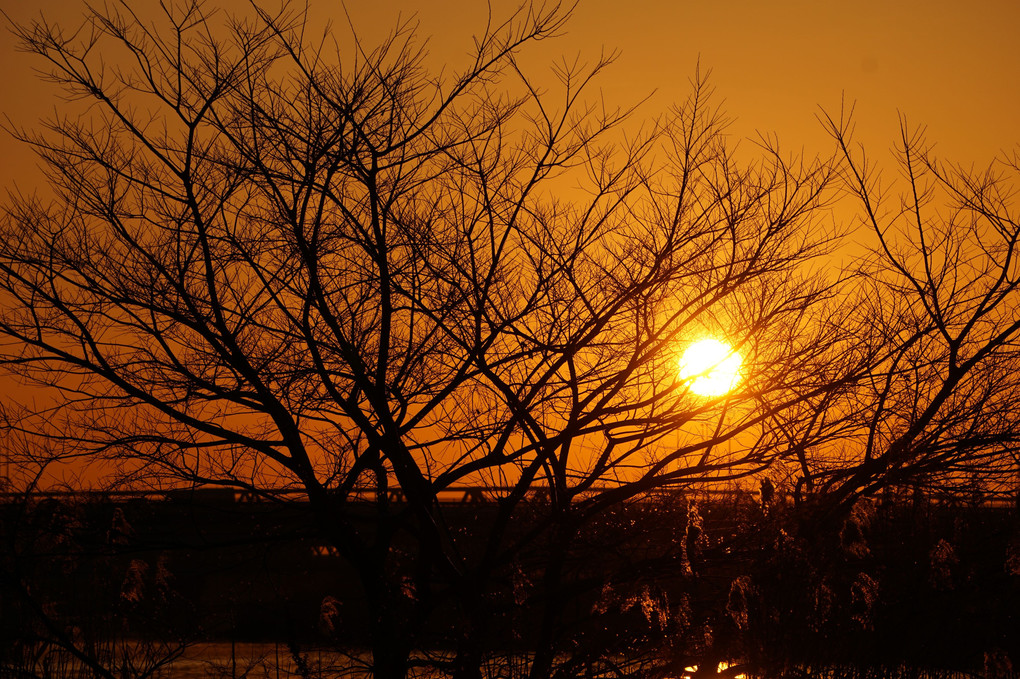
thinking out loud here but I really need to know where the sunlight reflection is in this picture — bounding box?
[677,661,747,679]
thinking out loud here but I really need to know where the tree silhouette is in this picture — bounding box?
[0,2,930,678]
[807,109,1020,516]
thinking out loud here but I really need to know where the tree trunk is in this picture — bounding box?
[451,643,484,679]
[369,598,412,679]
[451,586,486,679]
[528,519,575,679]
[372,644,410,679]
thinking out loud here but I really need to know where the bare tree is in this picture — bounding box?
[810,109,1020,516]
[0,1,858,677]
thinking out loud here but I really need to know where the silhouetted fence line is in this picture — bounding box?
[2,485,1018,509]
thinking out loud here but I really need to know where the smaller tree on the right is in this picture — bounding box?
[813,110,1020,515]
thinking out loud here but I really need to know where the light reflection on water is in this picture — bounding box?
[169,642,369,678]
[678,662,746,679]
[20,644,983,679]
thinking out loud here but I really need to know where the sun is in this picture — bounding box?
[678,338,742,396]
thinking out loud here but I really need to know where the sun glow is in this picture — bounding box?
[678,338,742,396]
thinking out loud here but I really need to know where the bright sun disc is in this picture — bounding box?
[678,338,742,396]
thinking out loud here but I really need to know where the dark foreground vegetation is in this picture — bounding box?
[2,489,1018,677]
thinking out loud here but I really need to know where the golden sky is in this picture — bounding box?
[1,0,1016,490]
[2,0,1017,192]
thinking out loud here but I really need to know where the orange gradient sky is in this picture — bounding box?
[1,0,1018,192]
[0,0,1017,490]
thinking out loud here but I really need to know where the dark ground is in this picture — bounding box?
[2,489,1018,674]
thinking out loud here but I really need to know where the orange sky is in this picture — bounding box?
[2,0,1018,192]
[1,0,1017,490]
